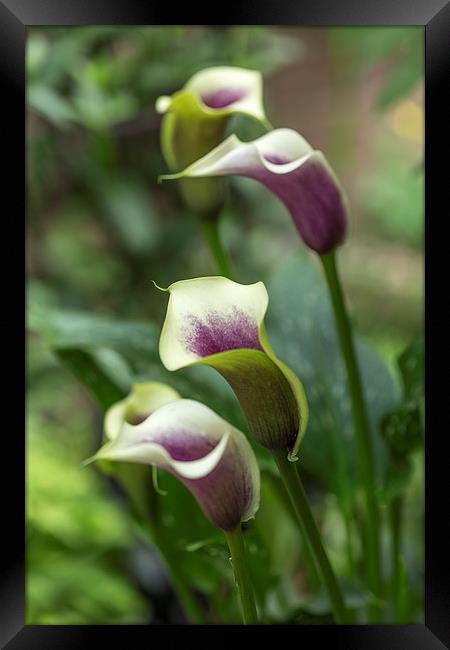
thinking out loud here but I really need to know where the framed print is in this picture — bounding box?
[3,0,449,647]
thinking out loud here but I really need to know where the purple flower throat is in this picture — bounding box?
[185,307,263,358]
[201,88,247,109]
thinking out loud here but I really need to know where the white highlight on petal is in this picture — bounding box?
[158,276,269,371]
[104,382,180,441]
[167,128,320,180]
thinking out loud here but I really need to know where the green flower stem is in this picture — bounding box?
[320,251,382,620]
[273,450,349,624]
[201,218,234,279]
[122,476,206,624]
[389,495,403,621]
[224,525,258,624]
[153,526,206,624]
[266,471,321,591]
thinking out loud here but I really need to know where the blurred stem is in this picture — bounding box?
[224,526,258,624]
[344,513,356,578]
[115,472,206,624]
[266,472,321,591]
[201,218,234,279]
[389,495,403,621]
[273,451,349,623]
[320,251,382,621]
[152,525,206,624]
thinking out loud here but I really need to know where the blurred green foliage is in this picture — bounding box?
[27,26,423,624]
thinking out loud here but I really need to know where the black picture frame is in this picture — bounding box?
[5,0,449,646]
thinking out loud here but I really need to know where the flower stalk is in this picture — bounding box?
[224,526,258,624]
[319,251,382,620]
[273,450,349,624]
[389,495,404,622]
[201,218,234,279]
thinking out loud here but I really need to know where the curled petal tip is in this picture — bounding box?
[155,95,172,114]
[152,280,169,292]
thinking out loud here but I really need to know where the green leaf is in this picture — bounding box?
[55,348,126,411]
[378,456,413,503]
[398,339,424,404]
[266,253,400,494]
[95,176,163,256]
[28,303,160,374]
[376,38,423,109]
[380,339,424,499]
[28,83,77,127]
[381,406,422,459]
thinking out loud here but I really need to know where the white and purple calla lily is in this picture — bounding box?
[156,67,269,219]
[157,277,308,461]
[88,397,260,532]
[156,66,267,137]
[162,128,348,253]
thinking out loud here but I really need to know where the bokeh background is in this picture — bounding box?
[27,26,423,624]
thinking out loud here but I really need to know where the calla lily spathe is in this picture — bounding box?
[157,276,308,460]
[95,382,181,520]
[162,128,348,253]
[156,67,267,133]
[156,67,269,219]
[88,398,260,531]
[104,382,180,440]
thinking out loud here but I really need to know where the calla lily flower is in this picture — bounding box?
[156,66,269,218]
[157,276,308,461]
[88,398,260,532]
[162,128,348,253]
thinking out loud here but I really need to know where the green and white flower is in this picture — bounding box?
[157,276,308,460]
[156,66,269,218]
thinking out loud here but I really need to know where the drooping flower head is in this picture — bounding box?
[162,128,348,253]
[87,397,260,532]
[156,66,269,219]
[157,277,308,461]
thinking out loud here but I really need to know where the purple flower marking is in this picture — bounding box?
[251,157,347,254]
[184,307,263,358]
[201,88,247,109]
[147,429,216,461]
[142,428,253,530]
[263,153,291,165]
[185,453,253,530]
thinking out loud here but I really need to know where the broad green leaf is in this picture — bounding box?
[55,348,126,411]
[398,339,424,404]
[265,253,400,495]
[28,83,77,127]
[380,339,424,500]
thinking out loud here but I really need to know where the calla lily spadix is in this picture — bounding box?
[157,276,308,461]
[156,67,269,219]
[87,398,260,532]
[162,128,348,253]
